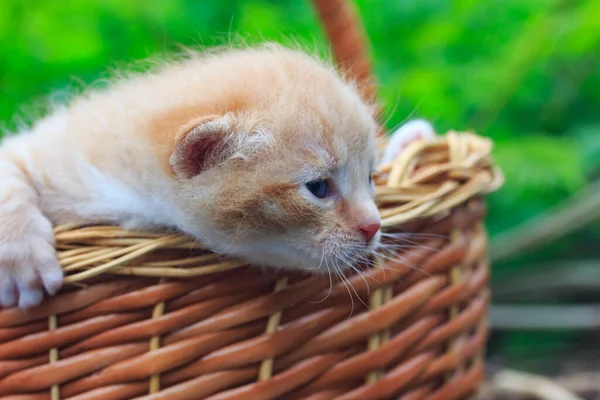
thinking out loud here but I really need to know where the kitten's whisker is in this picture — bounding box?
[332,262,355,316]
[335,256,371,313]
[339,253,384,286]
[379,237,445,245]
[305,249,326,271]
[307,250,332,303]
[375,241,428,247]
[326,257,333,301]
[377,244,432,252]
[304,254,326,271]
[376,244,439,253]
[367,249,432,277]
[335,252,370,295]
[376,257,432,277]
[380,232,446,240]
[379,238,441,252]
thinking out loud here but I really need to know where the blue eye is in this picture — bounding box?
[306,179,330,199]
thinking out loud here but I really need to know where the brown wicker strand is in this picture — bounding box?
[258,277,289,381]
[148,278,167,394]
[365,257,395,383]
[474,221,489,371]
[49,314,60,400]
[311,0,378,106]
[365,271,385,383]
[447,228,464,385]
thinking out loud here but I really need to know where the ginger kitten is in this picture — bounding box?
[0,43,434,308]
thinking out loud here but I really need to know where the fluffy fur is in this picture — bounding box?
[0,43,434,308]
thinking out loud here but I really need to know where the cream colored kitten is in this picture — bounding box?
[0,43,434,308]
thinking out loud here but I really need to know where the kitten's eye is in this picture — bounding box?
[306,179,330,199]
[369,174,372,185]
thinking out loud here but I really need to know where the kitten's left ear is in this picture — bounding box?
[379,119,436,165]
[169,115,232,179]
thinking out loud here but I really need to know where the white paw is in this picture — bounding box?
[380,119,436,165]
[0,218,62,309]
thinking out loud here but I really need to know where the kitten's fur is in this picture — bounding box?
[0,43,434,308]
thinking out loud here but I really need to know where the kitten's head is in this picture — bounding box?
[167,45,381,272]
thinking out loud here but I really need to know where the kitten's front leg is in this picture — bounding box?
[0,156,62,308]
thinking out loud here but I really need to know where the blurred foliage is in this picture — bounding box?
[1,0,600,370]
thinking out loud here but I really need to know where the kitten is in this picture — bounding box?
[0,43,434,308]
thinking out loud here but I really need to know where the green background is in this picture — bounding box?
[2,0,599,372]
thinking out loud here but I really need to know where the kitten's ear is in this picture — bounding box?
[379,119,435,165]
[170,115,232,179]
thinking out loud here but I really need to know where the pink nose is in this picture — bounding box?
[359,221,380,243]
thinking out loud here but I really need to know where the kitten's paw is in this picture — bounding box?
[0,224,62,309]
[380,119,436,165]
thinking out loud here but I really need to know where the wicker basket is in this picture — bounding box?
[0,1,503,399]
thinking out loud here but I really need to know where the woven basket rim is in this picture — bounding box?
[54,131,503,284]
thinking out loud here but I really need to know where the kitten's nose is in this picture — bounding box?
[359,221,381,243]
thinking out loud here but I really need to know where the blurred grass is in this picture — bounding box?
[1,0,599,370]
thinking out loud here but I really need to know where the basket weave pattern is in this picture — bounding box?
[0,133,501,399]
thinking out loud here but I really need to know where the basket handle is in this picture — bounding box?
[310,0,378,108]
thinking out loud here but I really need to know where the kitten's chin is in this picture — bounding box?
[223,247,320,272]
[227,241,378,274]
[194,228,380,273]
